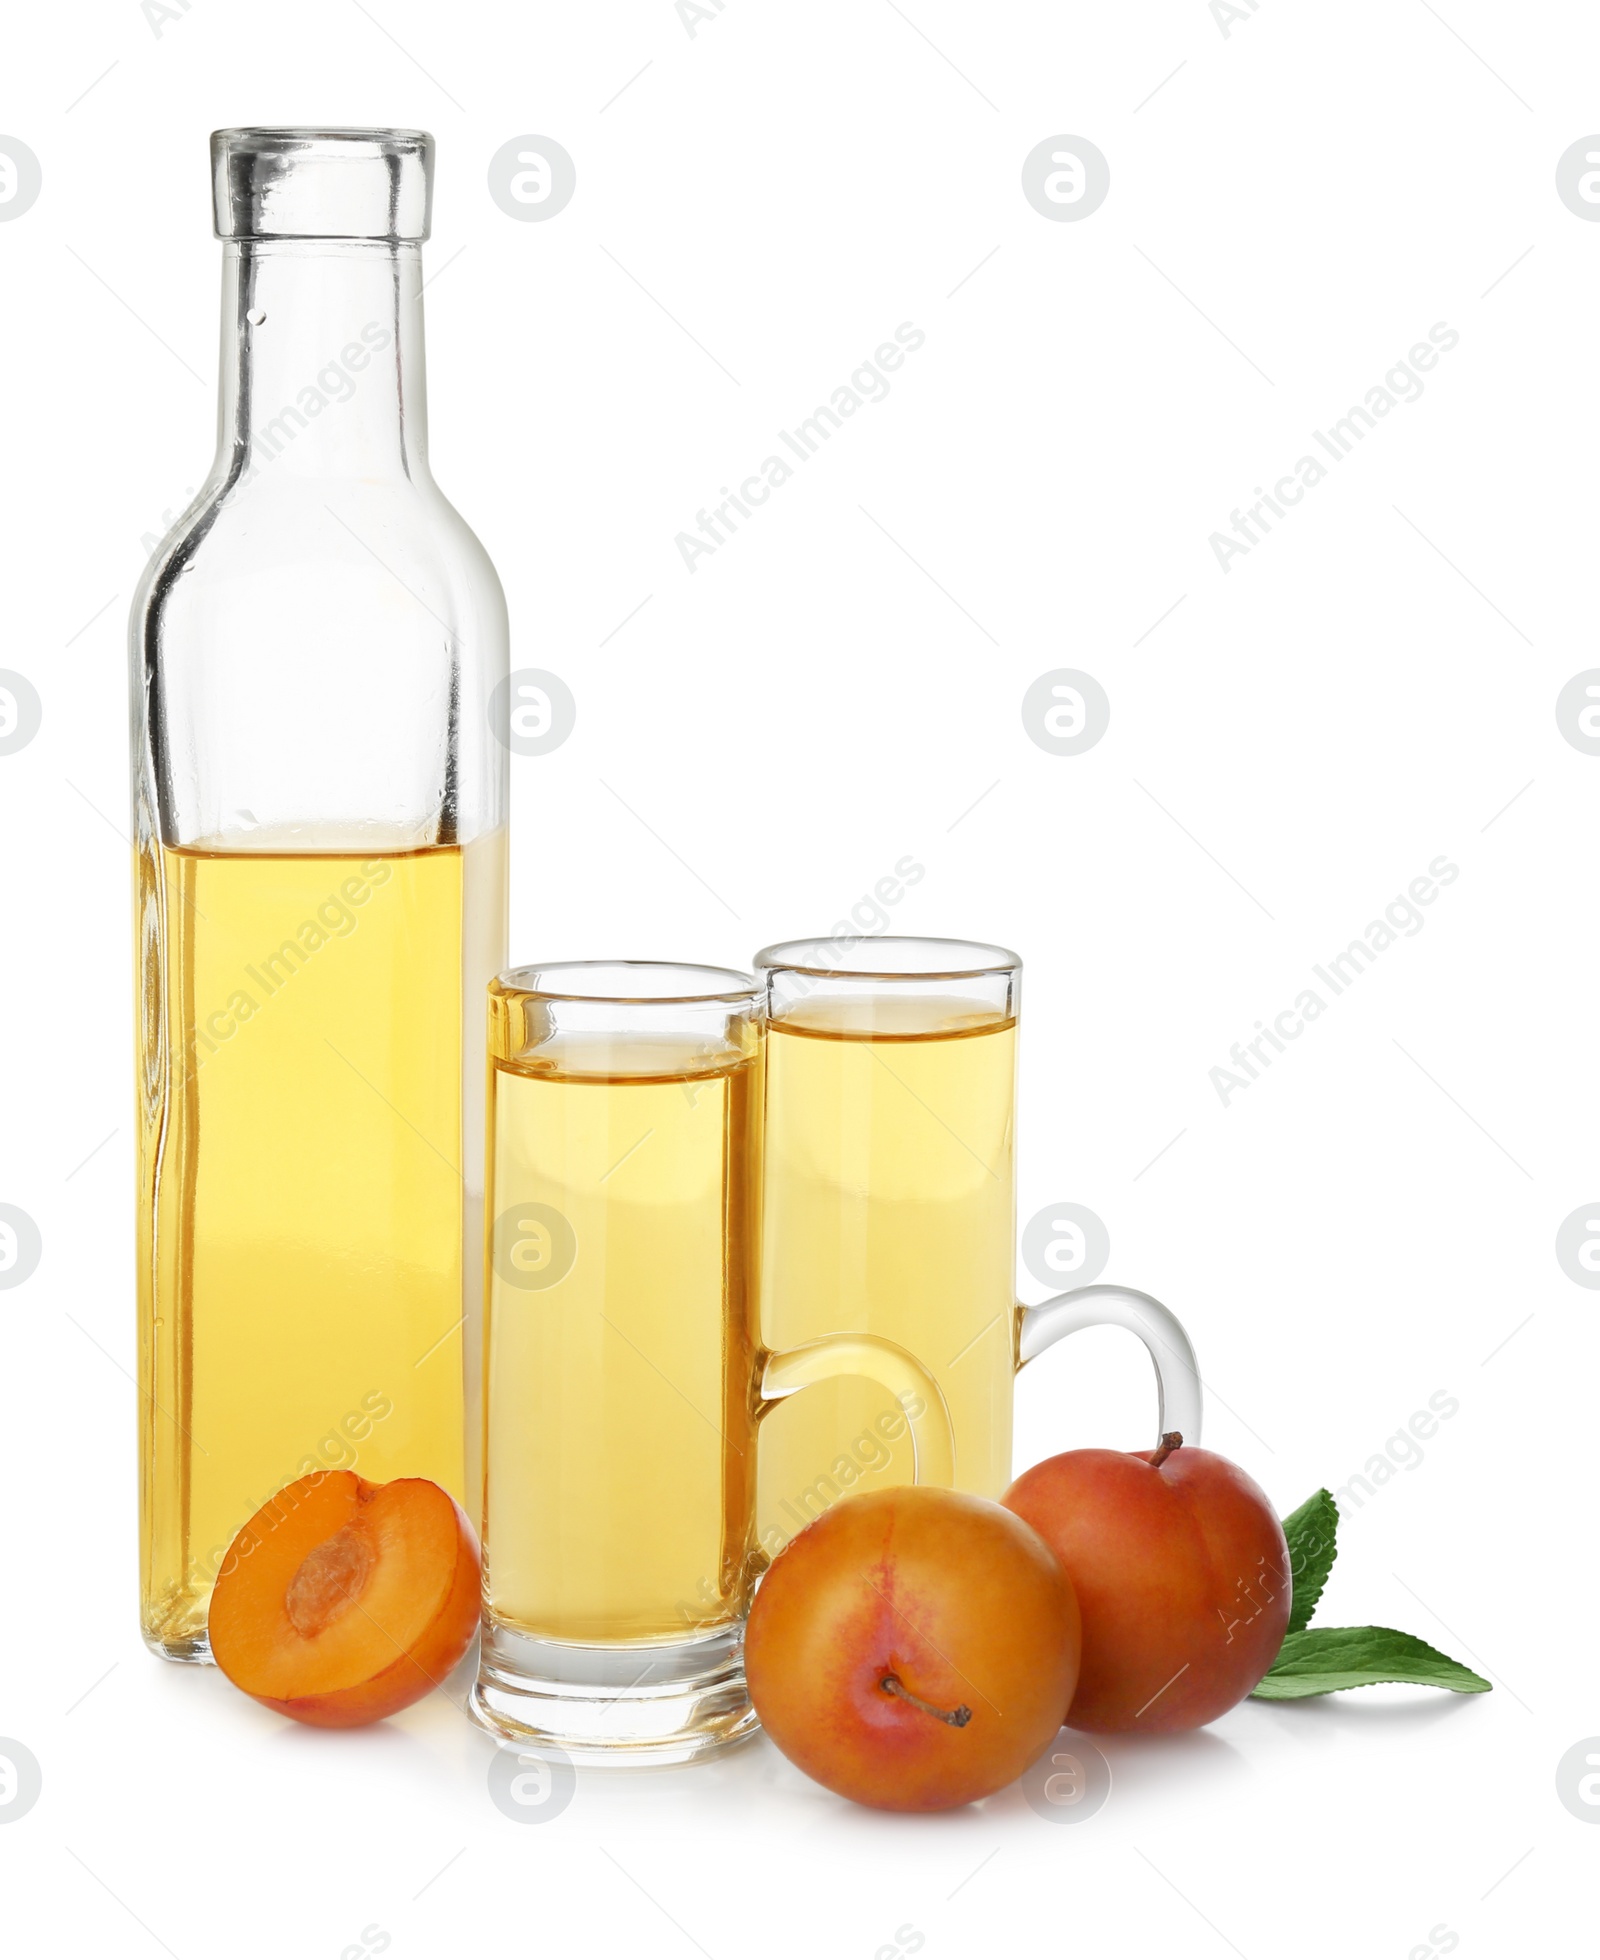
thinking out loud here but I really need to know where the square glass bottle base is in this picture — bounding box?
[468,1619,761,1766]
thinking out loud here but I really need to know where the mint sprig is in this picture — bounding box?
[1251,1487,1490,1700]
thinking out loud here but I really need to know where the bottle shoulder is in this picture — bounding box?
[130,463,509,844]
[134,469,507,656]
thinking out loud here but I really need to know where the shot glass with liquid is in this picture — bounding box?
[753,935,1203,1532]
[469,960,953,1764]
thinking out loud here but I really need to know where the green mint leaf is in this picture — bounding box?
[1280,1488,1339,1635]
[1250,1626,1491,1699]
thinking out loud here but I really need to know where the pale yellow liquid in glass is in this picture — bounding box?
[756,998,1016,1555]
[484,1040,758,1646]
[137,837,500,1653]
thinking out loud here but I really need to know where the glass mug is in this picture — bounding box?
[468,961,953,1764]
[753,936,1201,1549]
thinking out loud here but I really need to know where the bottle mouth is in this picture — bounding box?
[212,128,434,243]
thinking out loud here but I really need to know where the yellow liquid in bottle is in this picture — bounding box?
[755,999,1017,1556]
[136,836,500,1655]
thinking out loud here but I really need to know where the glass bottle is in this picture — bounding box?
[131,129,507,1660]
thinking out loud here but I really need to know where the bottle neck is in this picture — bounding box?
[218,240,428,483]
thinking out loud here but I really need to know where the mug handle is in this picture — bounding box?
[1015,1284,1203,1449]
[757,1335,955,1487]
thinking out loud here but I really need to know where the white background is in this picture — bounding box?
[1,1,1595,1954]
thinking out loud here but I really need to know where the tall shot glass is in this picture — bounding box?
[753,936,1202,1541]
[468,961,953,1764]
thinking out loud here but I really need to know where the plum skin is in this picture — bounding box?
[1003,1442,1291,1733]
[745,1486,1081,1812]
